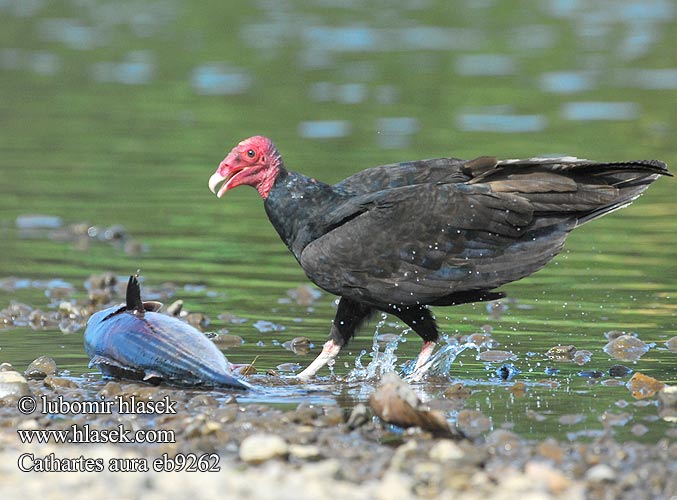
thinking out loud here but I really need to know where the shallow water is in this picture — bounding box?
[0,0,675,442]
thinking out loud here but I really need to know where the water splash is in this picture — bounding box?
[346,314,402,382]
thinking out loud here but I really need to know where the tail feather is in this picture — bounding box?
[477,157,670,227]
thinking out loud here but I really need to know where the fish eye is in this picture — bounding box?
[247,149,256,158]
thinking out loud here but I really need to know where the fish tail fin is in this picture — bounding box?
[126,274,145,313]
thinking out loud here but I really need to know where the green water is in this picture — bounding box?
[0,0,675,441]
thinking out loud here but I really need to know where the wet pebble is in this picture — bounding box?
[626,372,665,400]
[369,372,452,436]
[239,433,289,464]
[282,336,312,355]
[165,300,183,316]
[98,381,122,398]
[577,370,604,379]
[0,370,32,399]
[210,333,244,348]
[526,409,547,422]
[495,363,520,381]
[456,409,491,438]
[486,429,523,456]
[429,439,465,462]
[252,320,285,333]
[664,336,677,352]
[508,381,527,397]
[631,423,649,436]
[599,411,631,427]
[347,403,370,429]
[43,376,79,390]
[218,312,248,324]
[443,382,472,400]
[276,363,302,373]
[546,345,576,361]
[558,414,586,425]
[537,438,564,463]
[603,334,649,361]
[609,364,633,378]
[477,350,516,363]
[289,444,322,461]
[466,332,496,348]
[24,356,57,380]
[657,385,676,422]
[573,350,592,365]
[185,312,209,330]
[286,285,321,305]
[585,463,616,482]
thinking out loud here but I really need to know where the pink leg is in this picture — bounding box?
[409,341,437,381]
[296,339,342,381]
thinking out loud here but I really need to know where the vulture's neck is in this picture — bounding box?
[263,167,345,260]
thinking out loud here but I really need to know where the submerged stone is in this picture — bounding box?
[603,335,649,361]
[609,364,633,378]
[495,363,520,381]
[626,372,665,400]
[665,336,677,353]
[546,345,576,361]
[477,350,516,363]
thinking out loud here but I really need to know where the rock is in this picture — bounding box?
[665,336,677,353]
[369,372,453,436]
[286,285,321,305]
[477,350,516,362]
[98,381,122,398]
[603,335,649,361]
[165,300,183,317]
[495,363,520,381]
[347,403,370,429]
[24,356,57,379]
[585,463,616,482]
[0,370,32,399]
[211,333,244,348]
[429,440,464,462]
[609,364,633,378]
[185,312,209,330]
[282,336,312,355]
[43,375,79,389]
[559,414,586,425]
[537,438,565,463]
[0,362,14,372]
[486,429,523,456]
[508,381,527,397]
[657,385,676,422]
[239,434,289,464]
[443,382,472,399]
[572,350,592,365]
[626,372,665,400]
[546,345,576,361]
[456,409,491,438]
[289,444,322,460]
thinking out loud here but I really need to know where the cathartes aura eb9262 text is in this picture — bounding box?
[209,136,670,380]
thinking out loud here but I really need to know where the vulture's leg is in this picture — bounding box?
[391,305,439,380]
[297,298,374,380]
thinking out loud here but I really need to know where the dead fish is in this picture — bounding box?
[84,275,248,390]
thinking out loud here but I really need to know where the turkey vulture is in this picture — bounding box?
[209,136,669,380]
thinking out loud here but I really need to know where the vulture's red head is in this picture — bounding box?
[209,136,282,199]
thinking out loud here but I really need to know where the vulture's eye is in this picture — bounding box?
[247,149,256,158]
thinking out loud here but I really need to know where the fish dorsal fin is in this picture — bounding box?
[126,274,145,314]
[143,301,163,312]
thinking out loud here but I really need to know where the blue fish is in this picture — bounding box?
[85,275,248,390]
